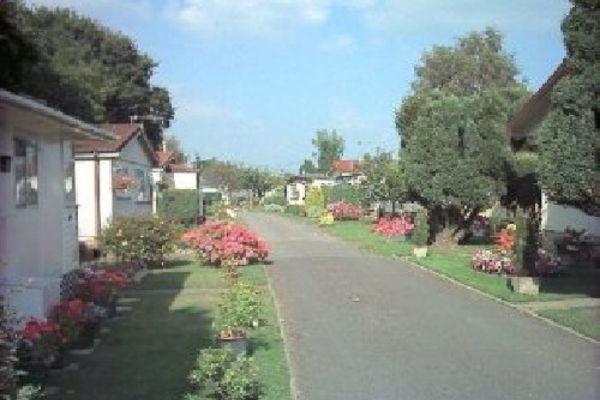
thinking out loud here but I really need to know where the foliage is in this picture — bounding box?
[197,158,243,198]
[411,212,429,247]
[537,0,600,216]
[214,284,261,338]
[311,129,345,173]
[17,319,63,369]
[238,168,279,200]
[4,2,173,147]
[14,385,44,400]
[513,151,539,178]
[397,28,528,242]
[360,150,406,209]
[0,297,18,397]
[326,202,362,221]
[263,187,286,206]
[299,159,318,175]
[324,184,366,206]
[157,189,200,226]
[188,348,261,400]
[99,215,179,267]
[534,249,562,276]
[318,213,334,226]
[284,205,305,217]
[304,186,326,218]
[183,222,268,267]
[370,216,414,237]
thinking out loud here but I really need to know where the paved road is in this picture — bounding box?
[242,212,600,400]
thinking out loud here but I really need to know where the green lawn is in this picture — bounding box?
[316,218,599,304]
[48,261,291,400]
[537,307,600,341]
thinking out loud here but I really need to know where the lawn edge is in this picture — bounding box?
[261,264,299,400]
[397,255,600,345]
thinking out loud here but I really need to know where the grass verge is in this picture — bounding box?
[537,307,600,341]
[49,260,291,400]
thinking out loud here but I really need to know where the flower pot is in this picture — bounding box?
[217,334,248,357]
[413,247,428,258]
[508,276,541,295]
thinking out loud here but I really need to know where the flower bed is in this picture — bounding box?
[183,221,269,267]
[326,201,362,221]
[370,216,414,238]
[471,249,516,274]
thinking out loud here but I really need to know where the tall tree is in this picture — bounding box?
[538,0,600,216]
[3,2,174,147]
[312,129,344,173]
[299,159,318,175]
[360,150,406,213]
[398,28,526,243]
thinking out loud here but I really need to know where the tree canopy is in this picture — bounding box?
[397,28,527,242]
[312,129,345,173]
[1,1,173,148]
[537,0,600,216]
[360,150,406,211]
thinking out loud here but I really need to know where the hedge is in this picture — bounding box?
[158,189,200,226]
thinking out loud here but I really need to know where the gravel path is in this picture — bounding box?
[242,212,600,400]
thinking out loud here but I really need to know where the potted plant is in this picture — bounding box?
[17,319,64,382]
[412,211,429,258]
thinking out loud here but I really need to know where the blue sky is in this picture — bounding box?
[32,0,570,172]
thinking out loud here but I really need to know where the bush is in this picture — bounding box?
[214,284,261,338]
[370,216,414,237]
[412,212,429,247]
[284,205,305,216]
[187,348,261,400]
[324,184,366,206]
[305,186,325,218]
[183,221,268,267]
[157,189,200,226]
[0,297,18,398]
[318,213,334,226]
[99,215,179,267]
[326,201,362,221]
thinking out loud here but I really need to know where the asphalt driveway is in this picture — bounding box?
[242,212,600,400]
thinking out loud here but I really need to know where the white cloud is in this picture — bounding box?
[319,34,357,53]
[165,0,332,37]
[363,0,569,34]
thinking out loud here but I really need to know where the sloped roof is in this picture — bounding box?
[155,150,177,167]
[331,159,360,173]
[507,59,570,139]
[73,123,144,153]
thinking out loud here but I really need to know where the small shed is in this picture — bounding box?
[74,123,156,246]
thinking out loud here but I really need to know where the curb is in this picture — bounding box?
[262,264,300,400]
[393,255,600,345]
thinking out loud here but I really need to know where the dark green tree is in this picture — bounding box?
[3,3,174,147]
[397,28,528,243]
[299,159,318,175]
[360,150,406,212]
[538,0,600,215]
[312,129,344,173]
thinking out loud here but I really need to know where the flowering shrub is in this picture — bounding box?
[534,249,562,276]
[326,201,362,221]
[99,215,179,267]
[183,221,268,267]
[471,249,516,275]
[18,319,63,368]
[1,298,18,396]
[74,268,128,306]
[494,227,515,251]
[318,213,334,226]
[370,216,414,237]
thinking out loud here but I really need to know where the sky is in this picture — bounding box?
[30,0,571,172]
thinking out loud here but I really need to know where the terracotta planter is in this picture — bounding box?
[217,334,248,357]
[413,247,428,258]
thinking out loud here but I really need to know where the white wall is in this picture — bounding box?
[0,111,77,319]
[541,193,600,235]
[75,160,96,242]
[286,182,306,206]
[173,171,198,189]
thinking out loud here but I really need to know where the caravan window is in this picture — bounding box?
[14,137,38,208]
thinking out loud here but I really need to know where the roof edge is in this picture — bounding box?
[0,89,116,141]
